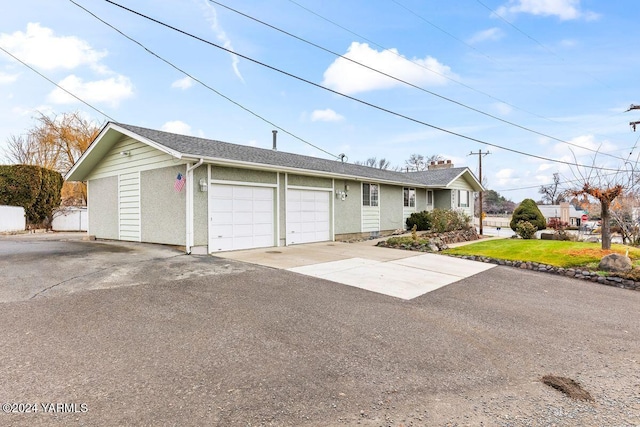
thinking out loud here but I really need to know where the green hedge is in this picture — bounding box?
[0,165,63,226]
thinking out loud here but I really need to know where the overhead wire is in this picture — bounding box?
[0,45,117,122]
[67,0,340,160]
[474,0,612,90]
[286,0,561,127]
[208,0,626,162]
[99,0,624,172]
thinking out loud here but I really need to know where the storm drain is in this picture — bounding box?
[541,375,593,401]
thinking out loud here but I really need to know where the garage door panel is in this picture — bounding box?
[233,199,253,212]
[286,189,331,245]
[209,184,275,252]
[253,199,273,212]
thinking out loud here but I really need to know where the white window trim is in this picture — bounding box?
[362,183,379,207]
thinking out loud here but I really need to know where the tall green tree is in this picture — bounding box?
[510,198,547,231]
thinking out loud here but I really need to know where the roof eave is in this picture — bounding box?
[65,122,183,182]
[180,154,427,187]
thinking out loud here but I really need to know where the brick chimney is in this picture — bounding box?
[428,159,453,170]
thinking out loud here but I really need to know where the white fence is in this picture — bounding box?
[0,205,26,232]
[52,207,88,231]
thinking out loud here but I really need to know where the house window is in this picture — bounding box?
[363,183,379,207]
[458,190,469,208]
[427,190,433,205]
[403,188,416,207]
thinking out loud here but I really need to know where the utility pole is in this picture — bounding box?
[469,150,490,235]
[627,104,640,131]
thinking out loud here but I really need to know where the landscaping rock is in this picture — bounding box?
[598,253,632,273]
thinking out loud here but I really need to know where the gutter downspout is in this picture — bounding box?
[185,158,204,254]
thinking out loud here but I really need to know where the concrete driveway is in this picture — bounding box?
[216,240,495,299]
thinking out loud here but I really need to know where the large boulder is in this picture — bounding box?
[598,253,632,272]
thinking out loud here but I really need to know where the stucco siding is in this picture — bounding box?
[287,174,332,188]
[193,165,208,246]
[87,136,179,180]
[211,166,277,184]
[88,176,118,239]
[140,165,186,245]
[381,185,404,231]
[334,179,361,234]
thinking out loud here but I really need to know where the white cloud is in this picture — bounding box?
[494,102,513,115]
[311,108,344,122]
[0,71,19,84]
[202,1,244,82]
[0,23,107,71]
[467,27,504,44]
[322,42,455,95]
[48,74,133,107]
[536,163,554,172]
[495,168,520,186]
[496,0,598,21]
[171,76,194,89]
[161,120,192,136]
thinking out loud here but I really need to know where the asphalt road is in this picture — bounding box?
[0,233,639,426]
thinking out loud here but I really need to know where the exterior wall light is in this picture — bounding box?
[199,178,208,192]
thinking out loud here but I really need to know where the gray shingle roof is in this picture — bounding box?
[116,123,475,188]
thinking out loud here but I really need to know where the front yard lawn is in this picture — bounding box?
[443,239,640,268]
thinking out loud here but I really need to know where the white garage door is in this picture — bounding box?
[209,184,274,252]
[286,189,330,245]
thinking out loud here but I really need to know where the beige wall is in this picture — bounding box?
[140,165,186,245]
[380,184,404,231]
[334,179,361,234]
[287,174,332,188]
[87,176,118,239]
[193,165,208,247]
[210,165,277,184]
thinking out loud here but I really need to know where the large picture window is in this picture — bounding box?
[403,188,416,207]
[363,183,379,206]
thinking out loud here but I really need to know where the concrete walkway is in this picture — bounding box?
[216,238,496,300]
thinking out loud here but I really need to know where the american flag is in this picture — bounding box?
[174,172,186,192]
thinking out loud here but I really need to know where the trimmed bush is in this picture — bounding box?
[406,211,431,231]
[515,220,537,239]
[510,198,547,231]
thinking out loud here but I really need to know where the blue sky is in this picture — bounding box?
[1,0,639,202]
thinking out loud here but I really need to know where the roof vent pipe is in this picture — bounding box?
[272,130,278,151]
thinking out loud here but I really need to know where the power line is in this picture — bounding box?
[286,0,563,128]
[208,0,625,162]
[100,0,624,172]
[68,0,339,160]
[0,45,116,122]
[474,0,612,90]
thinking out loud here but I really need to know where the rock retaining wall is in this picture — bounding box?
[453,255,640,291]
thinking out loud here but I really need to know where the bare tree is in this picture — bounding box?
[568,151,629,250]
[5,111,102,205]
[354,157,392,170]
[404,153,443,172]
[539,172,567,205]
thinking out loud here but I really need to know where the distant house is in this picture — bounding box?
[66,123,483,253]
[537,202,586,227]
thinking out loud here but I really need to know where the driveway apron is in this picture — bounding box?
[216,240,495,299]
